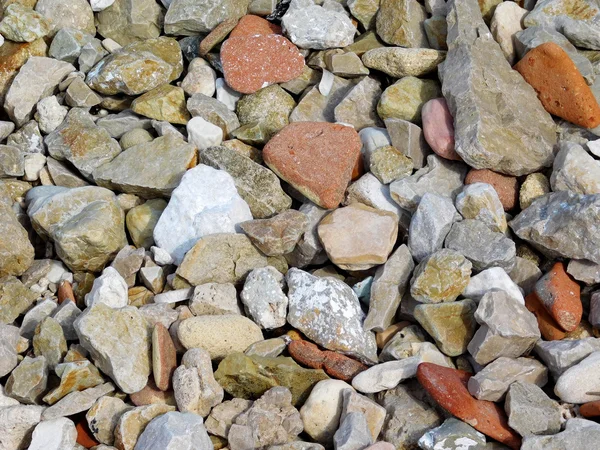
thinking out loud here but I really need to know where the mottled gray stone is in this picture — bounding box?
[5,356,48,404]
[187,93,240,137]
[0,145,24,177]
[0,405,44,450]
[0,324,22,377]
[97,111,153,139]
[95,0,163,47]
[189,283,240,316]
[550,142,600,195]
[164,0,249,35]
[505,382,561,437]
[134,411,212,450]
[535,338,600,379]
[554,351,600,404]
[559,16,600,50]
[418,418,487,450]
[35,0,95,36]
[49,27,93,63]
[568,259,600,286]
[290,75,355,123]
[334,76,382,130]
[439,0,556,176]
[340,390,386,442]
[509,257,542,296]
[522,418,600,450]
[7,121,44,155]
[285,201,330,268]
[240,210,308,256]
[385,117,431,169]
[455,182,507,233]
[42,382,115,420]
[376,0,428,47]
[78,39,109,74]
[241,267,288,330]
[333,412,373,450]
[523,0,600,32]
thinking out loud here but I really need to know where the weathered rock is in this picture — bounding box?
[0,4,51,43]
[5,356,48,404]
[95,0,162,46]
[490,1,527,63]
[240,267,287,330]
[33,316,67,369]
[205,398,253,438]
[240,211,307,256]
[464,267,524,305]
[65,77,102,107]
[554,351,600,403]
[290,75,355,123]
[84,267,128,309]
[181,58,216,97]
[368,145,413,185]
[34,0,95,36]
[568,259,600,285]
[86,396,131,445]
[326,51,370,78]
[418,418,487,450]
[456,182,507,233]
[42,382,115,420]
[521,417,600,450]
[189,283,240,316]
[0,38,47,106]
[285,201,330,268]
[0,276,35,325]
[378,76,441,123]
[362,47,446,77]
[134,411,212,450]
[187,94,239,138]
[43,359,104,405]
[551,142,600,195]
[0,200,33,277]
[164,0,249,35]
[27,417,77,450]
[333,76,382,131]
[505,381,561,437]
[376,0,428,47]
[0,324,21,376]
[114,404,176,450]
[125,199,166,249]
[333,412,373,450]
[130,84,190,125]
[282,5,356,49]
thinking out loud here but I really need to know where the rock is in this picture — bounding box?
[333,76,382,131]
[152,323,176,391]
[186,116,223,150]
[0,4,51,43]
[78,39,110,73]
[95,0,162,46]
[0,198,33,277]
[0,405,43,450]
[348,0,378,29]
[65,77,102,107]
[114,404,176,450]
[42,382,115,420]
[205,398,253,438]
[465,169,518,211]
[126,199,167,249]
[86,37,183,96]
[0,145,23,176]
[521,418,600,450]
[173,348,224,417]
[414,300,477,356]
[189,283,240,316]
[464,267,524,304]
[74,303,150,394]
[33,317,67,369]
[129,380,177,407]
[264,122,361,209]
[134,411,212,450]
[0,324,22,376]
[94,135,196,199]
[505,381,561,437]
[455,182,507,233]
[5,356,48,404]
[4,56,74,127]
[519,172,550,210]
[535,338,600,379]
[35,96,67,134]
[554,351,600,403]
[468,290,540,365]
[340,390,386,442]
[419,418,487,450]
[364,245,414,332]
[130,84,190,125]
[178,314,263,360]
[568,259,600,285]
[214,353,329,406]
[551,142,600,195]
[34,0,95,36]
[282,5,356,49]
[0,39,47,104]
[0,275,38,324]
[378,76,441,123]
[187,94,240,137]
[287,268,377,364]
[46,108,121,180]
[490,1,527,63]
[384,117,430,170]
[285,201,330,268]
[523,0,599,36]
[27,417,77,450]
[318,203,398,271]
[440,0,556,176]
[468,357,548,402]
[164,0,249,35]
[333,412,373,450]
[181,58,216,97]
[416,363,521,449]
[510,191,600,263]
[326,51,369,78]
[445,219,516,272]
[110,245,145,288]
[290,75,355,123]
[421,98,460,162]
[240,267,287,329]
[368,145,413,184]
[376,0,428,47]
[86,396,133,445]
[43,359,104,405]
[245,337,287,358]
[362,47,446,78]
[84,267,128,309]
[239,211,307,256]
[96,111,152,139]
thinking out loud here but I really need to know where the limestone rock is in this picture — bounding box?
[86,396,133,445]
[205,398,253,438]
[0,324,21,376]
[550,142,600,195]
[5,356,48,404]
[164,0,249,35]
[290,75,355,123]
[126,199,166,249]
[114,404,176,450]
[0,405,44,450]
[362,47,446,77]
[0,4,51,43]
[240,210,308,256]
[241,267,288,330]
[333,412,373,450]
[189,283,241,316]
[130,84,190,125]
[33,316,67,369]
[376,0,428,47]
[85,266,128,309]
[95,0,163,46]
[535,338,600,379]
[43,359,104,405]
[455,182,508,233]
[520,418,600,449]
[464,267,525,304]
[0,39,47,105]
[419,418,487,450]
[490,1,527,63]
[0,199,33,277]
[505,381,561,436]
[333,77,382,131]
[42,382,116,420]
[285,201,330,268]
[554,351,600,403]
[134,411,212,450]
[27,417,77,450]
[378,76,441,123]
[187,93,240,137]
[282,5,356,49]
[34,0,95,36]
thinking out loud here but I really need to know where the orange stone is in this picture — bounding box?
[288,340,325,369]
[465,169,518,211]
[514,42,600,128]
[76,420,99,448]
[524,292,566,341]
[263,122,362,209]
[58,280,75,304]
[152,323,177,391]
[351,152,364,181]
[580,400,600,418]
[221,34,305,94]
[534,262,582,332]
[230,15,282,38]
[322,351,368,382]
[417,363,521,450]
[198,17,239,56]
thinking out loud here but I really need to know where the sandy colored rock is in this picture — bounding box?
[362,47,446,77]
[95,0,163,46]
[0,39,47,104]
[378,76,441,123]
[130,84,190,125]
[519,172,550,210]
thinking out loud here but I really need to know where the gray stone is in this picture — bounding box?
[535,338,600,379]
[241,267,288,330]
[33,316,67,369]
[333,412,373,450]
[455,182,507,233]
[334,76,382,130]
[86,395,132,446]
[42,382,115,420]
[510,191,600,264]
[0,324,23,377]
[187,93,240,137]
[376,0,428,47]
[521,418,600,450]
[468,290,540,365]
[554,351,600,404]
[5,356,48,404]
[240,210,308,256]
[49,28,94,63]
[189,283,241,316]
[0,405,44,450]
[505,381,561,437]
[282,5,356,49]
[567,259,600,285]
[95,0,163,47]
[0,4,51,43]
[362,47,446,77]
[65,77,102,107]
[245,337,287,358]
[418,418,487,450]
[385,117,431,169]
[523,0,600,32]
[424,15,448,50]
[0,196,34,277]
[7,121,44,155]
[465,267,524,305]
[97,111,153,139]
[134,411,212,450]
[551,142,600,195]
[285,201,330,268]
[205,398,253,438]
[290,75,355,123]
[509,257,542,296]
[164,0,249,35]
[35,0,95,36]
[439,0,556,176]
[559,16,600,50]
[468,357,548,402]
[110,245,145,288]
[286,268,378,364]
[0,145,23,177]
[0,275,38,325]
[340,390,386,442]
[78,39,109,74]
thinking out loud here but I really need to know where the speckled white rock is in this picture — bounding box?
[28,417,77,450]
[181,58,216,97]
[463,267,524,305]
[35,96,68,134]
[358,127,391,167]
[133,411,212,450]
[282,5,356,49]
[153,164,253,265]
[0,405,44,450]
[85,266,128,308]
[555,351,600,404]
[241,266,288,330]
[186,117,223,150]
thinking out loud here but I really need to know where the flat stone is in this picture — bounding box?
[0,199,33,277]
[33,316,67,369]
[0,145,23,177]
[333,412,373,450]
[282,5,356,49]
[0,324,23,377]
[96,111,152,139]
[34,0,95,36]
[187,94,240,137]
[456,182,507,233]
[164,0,248,35]
[152,323,176,391]
[95,0,162,46]
[521,417,600,449]
[114,404,176,450]
[535,338,600,379]
[348,0,379,29]
[240,211,307,256]
[523,0,600,34]
[43,359,104,405]
[505,381,561,436]
[28,417,77,450]
[189,283,241,316]
[0,4,51,43]
[340,390,386,442]
[42,382,115,420]
[368,145,413,185]
[490,1,527,63]
[290,75,355,123]
[385,117,431,170]
[418,418,487,450]
[555,351,600,403]
[568,259,600,285]
[65,77,102,107]
[126,199,167,249]
[134,411,212,450]
[0,275,37,324]
[130,84,190,125]
[333,76,382,131]
[376,0,428,47]
[129,380,177,407]
[510,258,543,296]
[551,142,600,195]
[86,396,133,445]
[362,47,446,77]
[326,51,370,77]
[378,76,441,123]
[439,0,556,176]
[5,356,48,404]
[240,267,287,329]
[245,337,287,358]
[84,267,128,309]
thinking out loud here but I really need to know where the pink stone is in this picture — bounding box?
[422,98,461,161]
[365,443,395,450]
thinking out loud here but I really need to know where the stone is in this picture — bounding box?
[215,77,242,111]
[239,211,307,256]
[114,404,176,450]
[187,117,223,150]
[554,351,600,403]
[164,0,249,35]
[86,396,133,445]
[519,173,550,210]
[4,56,74,127]
[5,356,48,404]
[416,363,521,449]
[8,120,44,155]
[240,267,287,329]
[282,5,356,49]
[0,145,23,176]
[23,153,46,182]
[0,324,22,378]
[333,412,373,450]
[110,245,145,288]
[467,290,540,365]
[559,15,600,50]
[130,84,190,125]
[419,418,487,450]
[424,15,448,50]
[376,0,428,47]
[420,98,460,162]
[465,169,518,211]
[0,4,51,42]
[205,398,253,438]
[521,417,600,449]
[505,381,561,436]
[340,390,386,442]
[490,1,527,63]
[126,199,166,249]
[0,39,47,104]
[445,219,516,272]
[84,267,128,309]
[65,77,102,107]
[326,51,369,78]
[96,111,152,139]
[118,128,154,149]
[535,338,600,378]
[333,77,382,131]
[78,39,110,73]
[42,382,115,420]
[464,267,524,304]
[178,314,263,360]
[468,357,548,402]
[0,198,33,277]
[348,0,378,29]
[318,203,398,271]
[34,0,95,36]
[290,75,355,123]
[456,182,507,233]
[46,108,121,180]
[510,258,542,296]
[378,76,441,123]
[364,245,414,332]
[33,317,67,369]
[74,303,150,394]
[189,283,240,316]
[34,97,66,135]
[86,37,183,96]
[43,359,104,405]
[95,0,162,46]
[285,201,330,268]
[187,94,240,137]
[152,323,176,391]
[245,337,287,358]
[181,58,216,97]
[551,142,600,195]
[129,380,177,407]
[133,411,212,450]
[369,145,413,184]
[362,47,446,78]
[214,353,329,406]
[0,275,38,324]
[27,417,77,450]
[0,405,43,450]
[569,259,600,285]
[384,118,430,170]
[440,0,556,176]
[523,0,599,36]
[264,122,361,209]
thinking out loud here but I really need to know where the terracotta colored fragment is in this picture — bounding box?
[130,379,177,407]
[417,363,521,450]
[288,339,325,369]
[263,122,362,209]
[514,42,600,128]
[524,293,566,341]
[352,152,364,181]
[421,98,461,161]
[376,322,411,349]
[198,17,239,56]
[535,262,582,332]
[229,15,282,38]
[465,169,519,211]
[322,351,368,382]
[58,280,75,304]
[152,323,177,391]
[221,34,305,94]
[76,419,99,448]
[580,400,600,418]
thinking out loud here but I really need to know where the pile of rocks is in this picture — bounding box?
[1,0,600,448]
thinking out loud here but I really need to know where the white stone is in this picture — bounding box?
[189,283,241,316]
[463,267,524,304]
[490,1,527,63]
[241,267,288,330]
[300,379,355,445]
[85,266,129,308]
[455,182,507,233]
[151,246,174,266]
[186,117,223,150]
[102,38,121,53]
[19,299,58,338]
[216,78,242,111]
[134,411,212,450]
[28,417,77,450]
[551,142,600,195]
[535,338,600,379]
[153,164,253,265]
[282,5,356,49]
[153,288,195,304]
[319,69,335,96]
[345,173,409,224]
[588,139,600,157]
[181,58,216,97]
[23,153,47,181]
[90,0,115,11]
[140,266,165,294]
[51,299,82,340]
[35,96,68,134]
[0,405,43,450]
[0,383,19,407]
[555,351,600,404]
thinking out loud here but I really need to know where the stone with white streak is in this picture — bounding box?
[85,267,128,308]
[463,267,524,304]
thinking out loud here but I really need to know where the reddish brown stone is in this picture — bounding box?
[263,122,362,209]
[198,17,239,57]
[230,15,282,38]
[152,323,177,392]
[130,379,177,407]
[535,262,582,332]
[322,351,368,382]
[580,400,600,418]
[524,293,566,341]
[351,152,364,181]
[417,363,521,450]
[288,340,325,369]
[76,419,99,448]
[465,169,518,211]
[514,42,600,128]
[58,280,75,304]
[221,34,304,94]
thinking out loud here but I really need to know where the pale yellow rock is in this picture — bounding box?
[519,173,550,210]
[130,84,190,125]
[125,199,167,249]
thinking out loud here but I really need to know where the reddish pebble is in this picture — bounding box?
[58,280,75,304]
[514,42,600,128]
[130,379,177,407]
[76,420,99,448]
[264,122,362,209]
[524,292,566,341]
[465,169,519,211]
[230,15,282,38]
[580,400,600,418]
[352,152,364,181]
[221,34,304,94]
[421,98,461,161]
[288,340,325,369]
[152,323,177,391]
[322,351,368,382]
[417,363,521,450]
[535,262,582,332]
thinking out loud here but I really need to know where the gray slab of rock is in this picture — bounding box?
[418,418,487,450]
[523,0,600,31]
[468,356,548,402]
[95,0,163,47]
[558,16,600,50]
[439,0,556,176]
[340,390,386,442]
[187,93,239,137]
[0,324,22,377]
[241,267,288,330]
[554,351,600,403]
[28,417,77,450]
[205,398,253,438]
[86,395,132,445]
[97,111,153,139]
[189,283,240,316]
[134,411,212,450]
[5,356,48,404]
[509,191,600,264]
[0,275,38,325]
[0,145,23,177]
[110,246,145,288]
[85,266,128,309]
[285,201,330,268]
[464,267,524,304]
[567,259,600,285]
[282,5,356,49]
[467,290,540,365]
[509,257,542,296]
[0,405,44,450]
[385,117,431,169]
[521,418,600,450]
[286,268,377,364]
[505,381,561,437]
[535,338,600,379]
[19,299,58,339]
[333,412,373,450]
[49,28,94,63]
[550,142,600,195]
[290,75,355,123]
[362,47,446,78]
[164,0,249,35]
[334,76,382,130]
[376,0,428,47]
[7,121,44,155]
[42,382,115,420]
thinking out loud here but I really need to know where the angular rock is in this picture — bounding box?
[419,419,487,450]
[455,182,507,233]
[378,76,441,123]
[282,5,356,49]
[34,0,95,36]
[0,324,22,376]
[27,417,77,450]
[333,412,373,450]
[130,84,190,125]
[43,359,104,405]
[362,47,446,77]
[0,275,38,324]
[189,283,240,316]
[84,267,128,309]
[187,93,240,137]
[464,267,524,304]
[86,396,133,445]
[521,417,600,449]
[376,0,428,47]
[240,267,288,329]
[0,405,43,450]
[240,210,307,256]
[0,39,48,105]
[33,317,67,369]
[290,75,355,123]
[42,382,115,420]
[369,145,413,185]
[490,1,527,63]
[126,199,166,249]
[65,77,102,107]
[550,142,600,195]
[114,404,176,450]
[333,76,382,131]
[505,381,561,436]
[0,4,51,43]
[385,117,431,169]
[5,356,48,404]
[0,199,34,277]
[205,398,253,438]
[134,411,212,450]
[164,0,249,35]
[285,201,330,268]
[554,351,600,403]
[152,323,176,391]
